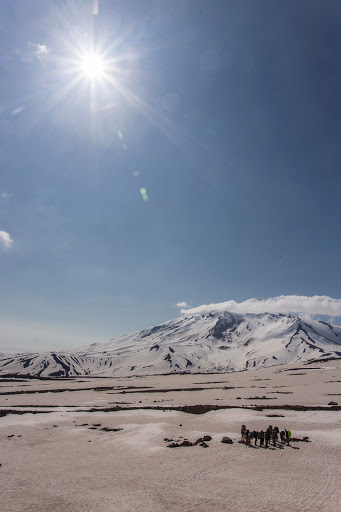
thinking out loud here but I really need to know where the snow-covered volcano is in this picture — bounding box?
[1,311,341,377]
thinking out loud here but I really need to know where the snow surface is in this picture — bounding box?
[1,361,341,511]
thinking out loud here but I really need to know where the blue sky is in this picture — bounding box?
[1,0,341,352]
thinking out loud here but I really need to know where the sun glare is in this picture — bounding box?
[79,52,106,80]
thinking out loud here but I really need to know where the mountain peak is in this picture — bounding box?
[1,312,341,377]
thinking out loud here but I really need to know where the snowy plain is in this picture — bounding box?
[0,360,340,512]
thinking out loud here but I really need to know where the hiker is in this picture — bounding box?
[280,430,285,443]
[272,429,278,447]
[241,424,246,441]
[265,428,271,448]
[249,430,254,444]
[259,430,264,447]
[245,430,250,446]
[254,430,258,446]
[285,429,291,446]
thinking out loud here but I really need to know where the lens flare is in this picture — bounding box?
[140,188,148,202]
[92,0,99,15]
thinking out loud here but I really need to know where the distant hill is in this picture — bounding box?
[1,311,341,377]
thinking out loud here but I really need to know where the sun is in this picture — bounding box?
[79,52,106,81]
[56,39,134,110]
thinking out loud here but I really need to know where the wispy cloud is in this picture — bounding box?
[10,106,24,116]
[1,192,12,199]
[176,301,189,308]
[21,43,50,63]
[0,230,14,249]
[24,42,50,62]
[181,295,341,318]
[33,43,49,58]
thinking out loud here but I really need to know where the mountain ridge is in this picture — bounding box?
[1,311,341,377]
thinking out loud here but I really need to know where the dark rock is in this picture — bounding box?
[179,424,182,426]
[92,423,101,427]
[167,440,194,448]
[179,405,220,415]
[100,427,123,432]
[181,440,193,447]
[328,401,338,406]
[195,437,203,445]
[199,442,209,448]
[221,437,233,444]
[246,396,276,400]
[7,435,14,438]
[164,353,172,363]
[203,435,212,442]
[210,314,239,339]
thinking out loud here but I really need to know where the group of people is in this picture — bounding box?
[240,424,291,448]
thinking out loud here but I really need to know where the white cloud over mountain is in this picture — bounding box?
[181,295,341,318]
[176,301,189,308]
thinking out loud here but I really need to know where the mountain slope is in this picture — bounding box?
[1,312,341,377]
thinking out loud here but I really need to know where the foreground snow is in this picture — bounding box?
[0,361,340,512]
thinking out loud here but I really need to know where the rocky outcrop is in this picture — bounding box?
[221,437,233,444]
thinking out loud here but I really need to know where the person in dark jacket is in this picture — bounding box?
[272,429,278,447]
[260,430,264,447]
[265,429,271,448]
[253,431,258,445]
